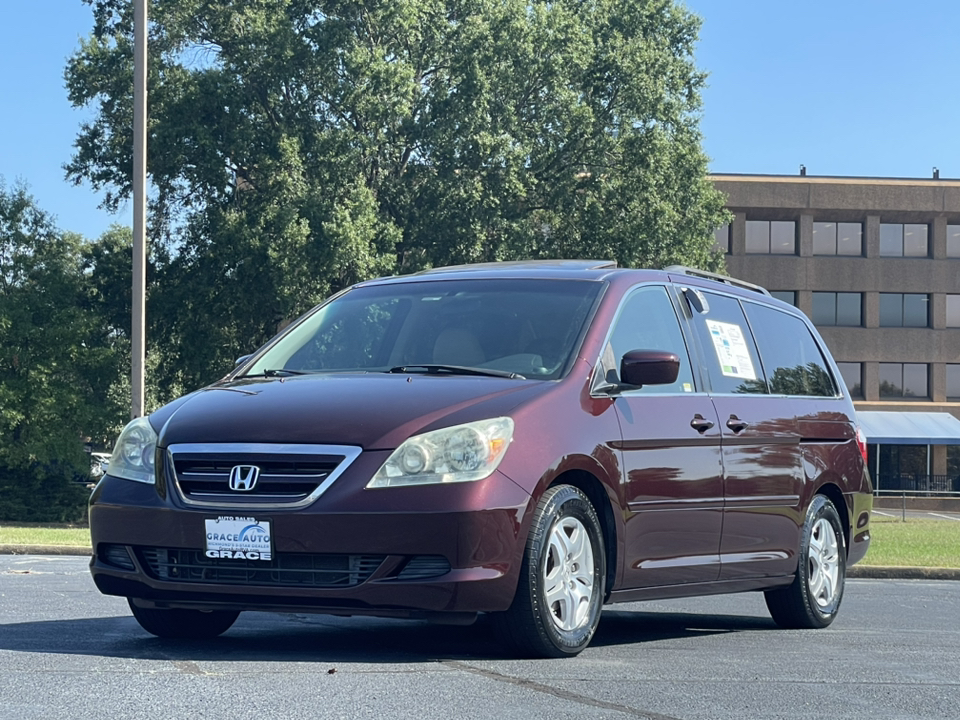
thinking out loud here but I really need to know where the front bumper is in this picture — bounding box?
[89,459,532,617]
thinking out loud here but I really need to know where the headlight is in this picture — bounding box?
[107,416,158,484]
[367,418,514,488]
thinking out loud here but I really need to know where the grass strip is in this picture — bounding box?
[0,526,91,548]
[859,516,960,569]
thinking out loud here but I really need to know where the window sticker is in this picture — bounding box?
[705,320,757,380]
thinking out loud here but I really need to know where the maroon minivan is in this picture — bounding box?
[89,261,872,657]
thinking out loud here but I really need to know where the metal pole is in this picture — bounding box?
[132,0,147,418]
[875,444,880,495]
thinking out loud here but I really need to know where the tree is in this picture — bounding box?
[79,224,180,428]
[0,181,124,521]
[66,0,729,394]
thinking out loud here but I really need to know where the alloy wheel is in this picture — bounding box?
[807,517,840,608]
[543,516,595,631]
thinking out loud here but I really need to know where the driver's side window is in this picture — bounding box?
[600,285,695,394]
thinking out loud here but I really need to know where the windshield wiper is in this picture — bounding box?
[386,364,525,380]
[261,368,315,377]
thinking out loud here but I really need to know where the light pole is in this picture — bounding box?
[132,0,147,418]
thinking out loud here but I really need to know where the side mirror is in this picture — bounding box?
[234,354,252,367]
[620,350,680,388]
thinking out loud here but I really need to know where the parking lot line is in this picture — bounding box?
[928,512,960,522]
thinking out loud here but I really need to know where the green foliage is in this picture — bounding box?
[66,0,729,394]
[0,465,90,523]
[0,181,125,521]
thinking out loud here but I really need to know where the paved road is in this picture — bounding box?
[873,508,960,522]
[1,556,958,720]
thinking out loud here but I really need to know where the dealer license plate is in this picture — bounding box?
[204,516,273,561]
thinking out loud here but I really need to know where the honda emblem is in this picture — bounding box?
[228,465,260,492]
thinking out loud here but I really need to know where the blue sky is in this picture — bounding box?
[2,1,960,240]
[0,1,122,240]
[688,0,960,179]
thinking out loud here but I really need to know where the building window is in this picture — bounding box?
[868,444,929,491]
[770,291,796,306]
[948,364,960,399]
[836,362,862,397]
[948,225,960,258]
[949,446,960,477]
[878,293,928,327]
[746,220,796,254]
[947,295,960,327]
[879,363,928,399]
[712,225,730,254]
[811,292,862,326]
[812,222,862,256]
[879,223,928,257]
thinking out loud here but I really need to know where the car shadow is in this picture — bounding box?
[590,609,777,648]
[0,608,779,663]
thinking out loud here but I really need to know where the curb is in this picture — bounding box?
[848,565,960,581]
[0,546,958,580]
[0,545,91,557]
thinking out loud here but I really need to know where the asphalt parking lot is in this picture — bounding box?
[1,556,958,720]
[873,508,960,522]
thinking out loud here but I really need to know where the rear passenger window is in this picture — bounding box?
[601,285,695,394]
[689,292,766,394]
[742,302,837,397]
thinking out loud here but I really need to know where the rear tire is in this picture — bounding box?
[765,495,846,629]
[128,599,239,639]
[493,485,605,658]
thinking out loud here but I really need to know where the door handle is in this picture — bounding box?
[726,415,749,433]
[690,414,715,433]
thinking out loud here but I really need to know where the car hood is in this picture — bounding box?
[153,373,549,449]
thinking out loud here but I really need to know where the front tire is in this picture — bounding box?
[128,599,240,639]
[765,494,846,629]
[494,485,605,658]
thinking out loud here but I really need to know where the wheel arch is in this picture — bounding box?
[547,469,619,601]
[814,481,850,558]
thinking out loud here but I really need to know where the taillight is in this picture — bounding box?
[855,426,868,463]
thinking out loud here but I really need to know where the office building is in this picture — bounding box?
[711,173,960,492]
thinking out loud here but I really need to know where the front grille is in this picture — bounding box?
[137,548,385,588]
[166,443,361,507]
[173,457,340,501]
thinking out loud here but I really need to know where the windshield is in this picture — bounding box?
[244,279,602,380]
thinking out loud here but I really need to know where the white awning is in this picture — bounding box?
[857,411,960,445]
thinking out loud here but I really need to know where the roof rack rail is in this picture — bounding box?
[416,259,618,274]
[663,265,771,296]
